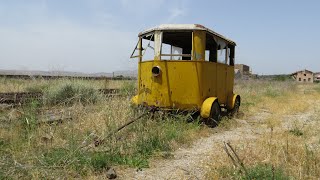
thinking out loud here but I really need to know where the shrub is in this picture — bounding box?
[44,82,102,105]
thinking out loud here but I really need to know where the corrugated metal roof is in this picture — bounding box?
[138,24,236,46]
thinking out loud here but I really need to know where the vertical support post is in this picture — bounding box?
[193,30,206,61]
[230,46,235,66]
[225,46,228,64]
[138,37,142,62]
[137,37,142,103]
[170,45,173,60]
[154,31,162,60]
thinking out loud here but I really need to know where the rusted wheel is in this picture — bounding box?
[229,96,240,117]
[207,101,221,127]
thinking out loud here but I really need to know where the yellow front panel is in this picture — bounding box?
[136,60,234,110]
[138,60,202,109]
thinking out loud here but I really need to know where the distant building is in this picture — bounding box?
[291,69,313,83]
[234,64,251,79]
[235,64,250,75]
[314,72,320,82]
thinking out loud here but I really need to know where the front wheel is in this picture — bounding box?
[206,101,221,127]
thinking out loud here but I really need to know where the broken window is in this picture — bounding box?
[131,30,235,64]
[161,31,192,60]
[141,33,155,61]
[205,33,217,62]
[205,33,234,65]
[130,32,158,61]
[162,45,184,60]
[205,50,210,61]
[217,48,226,64]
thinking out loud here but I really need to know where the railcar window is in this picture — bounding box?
[205,33,217,62]
[161,31,192,60]
[226,47,230,64]
[142,33,155,61]
[130,33,155,61]
[217,48,226,64]
[205,33,235,65]
[205,50,210,61]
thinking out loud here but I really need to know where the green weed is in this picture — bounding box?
[289,127,303,136]
[19,101,40,138]
[219,164,289,180]
[44,82,102,105]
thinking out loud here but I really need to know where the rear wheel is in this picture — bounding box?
[229,96,240,117]
[207,101,221,127]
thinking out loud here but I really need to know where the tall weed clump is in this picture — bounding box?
[44,82,103,105]
[218,164,289,180]
[120,81,136,96]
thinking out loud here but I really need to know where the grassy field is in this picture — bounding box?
[0,78,320,179]
[0,78,206,179]
[0,77,128,92]
[206,80,320,179]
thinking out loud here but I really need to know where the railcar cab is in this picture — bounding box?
[130,24,240,122]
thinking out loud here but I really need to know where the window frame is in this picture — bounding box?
[160,31,193,60]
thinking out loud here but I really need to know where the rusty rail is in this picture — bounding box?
[0,89,120,104]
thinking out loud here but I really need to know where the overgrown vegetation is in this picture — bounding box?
[0,79,204,179]
[44,82,103,105]
[0,77,128,92]
[1,78,320,179]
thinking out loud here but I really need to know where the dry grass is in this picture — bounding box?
[0,79,204,179]
[0,77,129,92]
[206,80,320,179]
[1,78,320,179]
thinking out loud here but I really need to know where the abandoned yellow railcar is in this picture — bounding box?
[130,24,240,123]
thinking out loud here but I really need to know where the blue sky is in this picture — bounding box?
[0,0,319,74]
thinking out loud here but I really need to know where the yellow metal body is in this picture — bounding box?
[135,60,235,110]
[132,26,238,117]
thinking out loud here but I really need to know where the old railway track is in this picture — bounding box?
[0,89,120,104]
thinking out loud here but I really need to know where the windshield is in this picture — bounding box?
[161,31,192,60]
[131,31,193,61]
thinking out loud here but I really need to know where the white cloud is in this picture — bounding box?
[166,7,185,23]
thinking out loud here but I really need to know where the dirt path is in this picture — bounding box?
[118,112,270,180]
